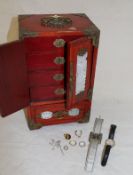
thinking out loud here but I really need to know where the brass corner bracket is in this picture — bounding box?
[84,25,100,47]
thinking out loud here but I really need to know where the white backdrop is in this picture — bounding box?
[0,0,133,175]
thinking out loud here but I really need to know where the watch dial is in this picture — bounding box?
[106,139,115,147]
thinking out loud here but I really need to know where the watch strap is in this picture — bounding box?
[85,118,104,172]
[101,145,111,166]
[101,124,117,167]
[108,124,117,140]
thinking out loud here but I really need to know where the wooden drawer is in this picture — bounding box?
[24,36,81,52]
[24,36,64,52]
[36,108,84,125]
[26,50,65,71]
[30,85,65,101]
[29,70,64,87]
[30,100,91,125]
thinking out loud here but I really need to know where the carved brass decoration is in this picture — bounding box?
[54,88,65,95]
[84,24,100,47]
[54,57,65,65]
[78,48,88,56]
[53,74,64,81]
[53,39,66,48]
[41,15,72,28]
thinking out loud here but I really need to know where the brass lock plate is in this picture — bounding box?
[54,111,67,119]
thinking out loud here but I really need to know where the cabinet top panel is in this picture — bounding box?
[19,13,100,47]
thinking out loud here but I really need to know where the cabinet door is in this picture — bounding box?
[66,37,93,108]
[0,41,29,117]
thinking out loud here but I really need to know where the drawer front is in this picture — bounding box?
[30,85,65,101]
[29,70,64,87]
[27,51,65,71]
[36,108,84,124]
[31,100,91,125]
[24,36,81,52]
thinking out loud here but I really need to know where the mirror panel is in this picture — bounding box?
[76,50,88,95]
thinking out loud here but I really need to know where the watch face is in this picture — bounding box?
[106,139,115,147]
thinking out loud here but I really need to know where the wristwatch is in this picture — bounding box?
[101,124,117,166]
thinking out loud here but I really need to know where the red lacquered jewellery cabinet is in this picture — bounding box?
[0,13,100,130]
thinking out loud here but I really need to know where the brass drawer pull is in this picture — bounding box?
[54,88,65,95]
[54,57,65,64]
[54,111,67,119]
[53,74,64,81]
[53,39,65,47]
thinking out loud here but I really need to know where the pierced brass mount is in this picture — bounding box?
[41,15,72,28]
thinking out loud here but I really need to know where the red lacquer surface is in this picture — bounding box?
[29,69,64,87]
[30,85,65,102]
[26,50,65,71]
[24,35,82,52]
[0,41,29,116]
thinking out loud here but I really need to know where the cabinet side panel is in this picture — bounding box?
[90,47,99,88]
[0,41,29,117]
